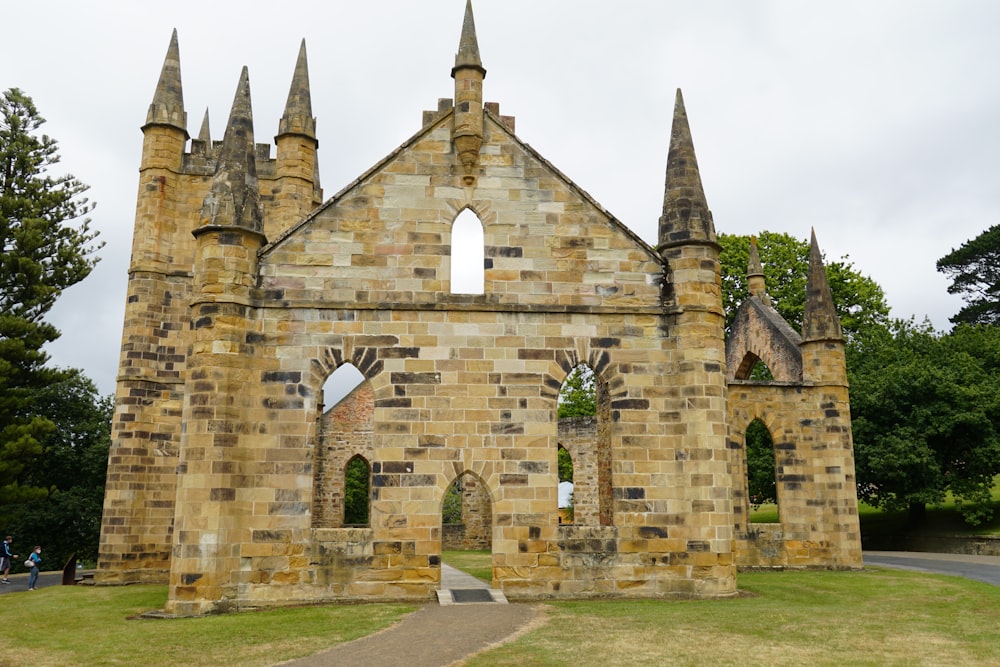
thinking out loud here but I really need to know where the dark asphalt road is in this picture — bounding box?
[862,551,1000,586]
[0,568,84,594]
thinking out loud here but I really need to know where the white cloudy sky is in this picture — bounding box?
[3,1,999,396]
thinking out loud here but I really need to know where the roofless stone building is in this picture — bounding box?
[98,2,862,615]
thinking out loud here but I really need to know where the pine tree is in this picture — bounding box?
[937,224,1000,326]
[0,88,102,492]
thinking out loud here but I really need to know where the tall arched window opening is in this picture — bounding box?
[556,364,611,526]
[313,362,373,529]
[746,419,778,523]
[450,208,484,294]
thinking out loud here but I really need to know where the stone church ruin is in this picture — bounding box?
[97,2,862,615]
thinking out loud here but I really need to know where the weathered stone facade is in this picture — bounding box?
[726,237,862,568]
[97,3,861,615]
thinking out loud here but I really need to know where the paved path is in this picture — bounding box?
[0,569,72,594]
[280,565,542,667]
[863,550,1000,586]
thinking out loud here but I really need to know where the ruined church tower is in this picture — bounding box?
[98,3,859,615]
[98,35,323,586]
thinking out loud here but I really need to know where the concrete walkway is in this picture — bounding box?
[437,563,508,605]
[280,566,542,667]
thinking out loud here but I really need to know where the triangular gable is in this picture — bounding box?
[261,108,662,267]
[726,296,802,382]
[482,108,661,265]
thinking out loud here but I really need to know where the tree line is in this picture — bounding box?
[721,231,1000,526]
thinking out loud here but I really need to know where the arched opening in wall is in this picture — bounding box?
[441,472,492,559]
[557,445,574,524]
[313,362,374,529]
[322,363,366,410]
[746,419,778,523]
[344,455,370,526]
[450,208,485,294]
[748,359,775,382]
[556,364,611,526]
[734,352,776,382]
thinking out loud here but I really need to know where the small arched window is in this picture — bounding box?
[344,455,371,526]
[451,209,484,294]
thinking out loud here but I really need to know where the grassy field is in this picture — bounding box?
[751,491,1000,536]
[3,584,413,667]
[443,549,493,582]
[454,550,1000,667]
[467,567,1000,666]
[5,559,1000,667]
[4,548,1000,666]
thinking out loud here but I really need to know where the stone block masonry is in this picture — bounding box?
[97,2,860,615]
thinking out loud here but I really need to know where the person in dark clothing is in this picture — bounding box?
[0,536,17,584]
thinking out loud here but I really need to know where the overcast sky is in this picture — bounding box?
[3,1,999,396]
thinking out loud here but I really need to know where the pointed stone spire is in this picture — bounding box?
[145,29,188,134]
[277,39,316,139]
[199,67,263,235]
[197,108,211,144]
[451,0,486,182]
[802,229,843,342]
[658,89,715,251]
[747,235,769,303]
[452,0,486,78]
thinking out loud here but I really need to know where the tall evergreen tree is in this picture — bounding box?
[0,88,102,493]
[937,224,1000,326]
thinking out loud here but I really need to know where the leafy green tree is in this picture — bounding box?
[936,224,1000,326]
[719,231,891,343]
[1,88,102,491]
[557,446,573,483]
[558,365,595,418]
[745,420,776,511]
[442,480,462,525]
[343,456,370,525]
[4,372,111,568]
[849,320,1000,525]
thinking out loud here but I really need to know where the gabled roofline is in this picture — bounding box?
[261,107,664,269]
[261,112,451,254]
[483,107,663,266]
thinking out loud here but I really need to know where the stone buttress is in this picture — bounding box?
[655,89,735,592]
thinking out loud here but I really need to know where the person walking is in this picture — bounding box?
[0,536,17,584]
[26,546,41,590]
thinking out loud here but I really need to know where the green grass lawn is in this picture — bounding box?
[751,488,1000,537]
[4,584,413,667]
[467,568,1000,666]
[7,559,1000,667]
[443,549,493,582]
[462,557,1000,666]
